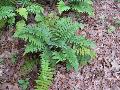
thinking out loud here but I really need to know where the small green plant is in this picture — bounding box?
[0,59,4,64]
[18,78,29,90]
[107,25,116,33]
[19,59,36,77]
[57,0,94,16]
[0,0,43,29]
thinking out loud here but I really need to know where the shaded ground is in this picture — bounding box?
[50,0,120,90]
[0,0,120,90]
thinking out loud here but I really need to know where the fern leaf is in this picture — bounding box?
[72,1,94,16]
[57,0,70,14]
[14,20,51,54]
[0,6,15,20]
[0,0,13,6]
[8,17,15,25]
[53,18,80,41]
[52,51,66,63]
[16,7,28,20]
[27,3,44,22]
[64,47,79,72]
[35,52,53,90]
[84,0,93,4]
[13,20,26,37]
[0,19,7,29]
[57,0,94,16]
[26,3,44,14]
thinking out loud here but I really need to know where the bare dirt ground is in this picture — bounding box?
[0,0,120,90]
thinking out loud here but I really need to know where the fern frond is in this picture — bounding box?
[0,0,13,6]
[72,1,94,16]
[57,0,94,16]
[52,51,66,63]
[64,47,79,71]
[0,6,15,20]
[35,51,53,90]
[70,35,96,48]
[50,17,80,42]
[0,19,7,29]
[24,43,44,54]
[26,3,44,14]
[17,0,31,5]
[57,0,70,14]
[14,20,51,54]
[68,0,92,4]
[78,46,95,57]
[16,7,28,20]
[69,0,80,2]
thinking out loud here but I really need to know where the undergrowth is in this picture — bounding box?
[0,0,96,90]
[57,0,94,16]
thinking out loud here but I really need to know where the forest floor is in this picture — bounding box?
[0,0,120,90]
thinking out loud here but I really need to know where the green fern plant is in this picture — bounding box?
[18,78,29,90]
[0,0,96,89]
[13,12,96,89]
[0,6,15,20]
[35,51,54,90]
[14,13,96,71]
[57,0,94,16]
[0,6,15,28]
[0,0,44,28]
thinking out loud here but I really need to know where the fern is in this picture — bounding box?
[14,15,96,71]
[72,0,94,16]
[35,51,53,90]
[0,0,13,6]
[57,0,94,16]
[14,20,51,53]
[16,7,28,20]
[26,3,44,22]
[12,1,96,89]
[0,6,15,20]
[64,47,79,71]
[57,0,70,14]
[26,3,44,14]
[0,19,7,29]
[0,0,96,89]
[69,0,80,2]
[0,6,15,29]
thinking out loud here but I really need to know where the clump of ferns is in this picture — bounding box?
[13,13,96,89]
[0,0,96,90]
